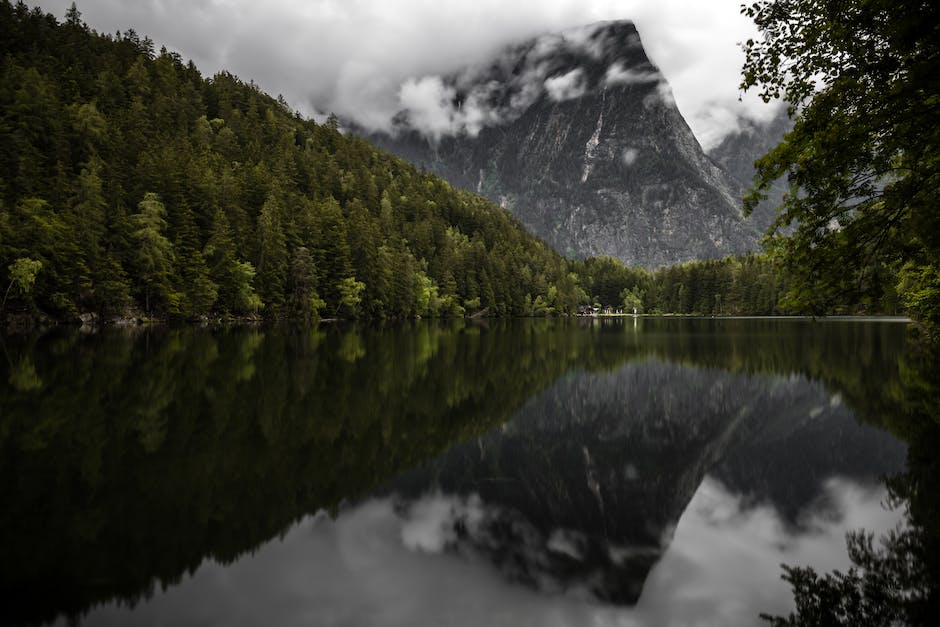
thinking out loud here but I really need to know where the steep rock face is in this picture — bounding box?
[707,107,793,233]
[365,21,761,268]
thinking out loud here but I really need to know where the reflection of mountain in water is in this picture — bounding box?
[714,394,907,526]
[383,360,906,604]
[0,319,912,624]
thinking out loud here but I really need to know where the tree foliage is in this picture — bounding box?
[570,253,886,316]
[1,256,41,314]
[741,0,940,331]
[0,1,582,321]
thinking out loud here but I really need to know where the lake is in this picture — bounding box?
[1,317,936,626]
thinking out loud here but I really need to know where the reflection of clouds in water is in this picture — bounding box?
[400,492,486,553]
[637,477,902,625]
[547,528,588,561]
[79,478,901,627]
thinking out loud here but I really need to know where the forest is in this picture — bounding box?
[0,1,589,321]
[0,2,899,323]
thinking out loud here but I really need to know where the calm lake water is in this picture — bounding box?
[1,317,935,626]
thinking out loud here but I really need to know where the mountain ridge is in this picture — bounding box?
[363,20,763,268]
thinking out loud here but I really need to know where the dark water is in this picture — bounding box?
[0,317,935,626]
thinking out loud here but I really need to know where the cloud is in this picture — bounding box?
[620,0,781,148]
[544,68,587,102]
[29,0,779,147]
[397,76,458,140]
[603,62,661,87]
[637,477,902,623]
[393,26,617,136]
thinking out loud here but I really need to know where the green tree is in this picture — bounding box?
[0,3,608,322]
[1,256,42,314]
[205,208,260,314]
[620,286,643,314]
[256,194,288,314]
[741,0,940,331]
[130,193,176,314]
[335,276,365,318]
[289,245,324,319]
[66,160,108,300]
[313,196,352,308]
[173,205,218,317]
[414,270,440,317]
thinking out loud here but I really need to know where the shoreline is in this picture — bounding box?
[588,314,913,322]
[2,312,914,335]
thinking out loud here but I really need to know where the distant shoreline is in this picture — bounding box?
[589,314,913,322]
[2,312,913,334]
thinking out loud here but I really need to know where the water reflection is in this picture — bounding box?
[380,358,905,605]
[0,318,926,625]
[74,478,900,627]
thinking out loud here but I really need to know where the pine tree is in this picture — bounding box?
[256,193,288,314]
[289,245,323,319]
[173,203,217,317]
[205,207,260,314]
[130,193,175,314]
[313,196,352,309]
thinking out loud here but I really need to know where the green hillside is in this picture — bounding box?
[0,1,583,321]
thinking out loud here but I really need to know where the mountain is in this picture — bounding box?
[707,107,793,232]
[363,21,762,268]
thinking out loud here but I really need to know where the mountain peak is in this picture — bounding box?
[389,20,661,140]
[366,21,760,268]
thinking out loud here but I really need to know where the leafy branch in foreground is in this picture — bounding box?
[761,527,928,626]
[741,0,940,332]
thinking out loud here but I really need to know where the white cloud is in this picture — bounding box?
[29,0,779,147]
[656,80,677,106]
[637,477,902,623]
[544,68,587,102]
[604,62,660,87]
[621,0,780,148]
[397,76,458,140]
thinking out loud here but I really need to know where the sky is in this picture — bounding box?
[31,0,779,149]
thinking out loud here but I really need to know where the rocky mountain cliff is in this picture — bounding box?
[707,107,793,233]
[363,21,763,268]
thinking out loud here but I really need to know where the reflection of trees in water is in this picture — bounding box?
[762,339,940,626]
[0,318,922,624]
[0,321,614,625]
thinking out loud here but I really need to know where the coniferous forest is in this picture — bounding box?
[0,2,901,323]
[0,2,589,321]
